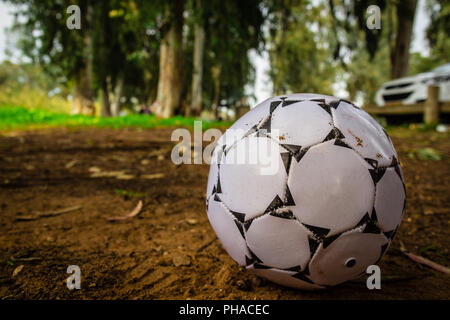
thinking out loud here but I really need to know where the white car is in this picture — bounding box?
[375,63,450,106]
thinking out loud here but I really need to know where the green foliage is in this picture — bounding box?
[409,0,450,79]
[419,245,444,258]
[0,61,71,113]
[409,52,443,75]
[426,0,450,64]
[268,1,337,95]
[189,0,265,107]
[408,147,442,161]
[345,39,391,105]
[2,0,446,118]
[0,105,231,130]
[6,0,164,106]
[406,0,450,77]
[91,1,162,100]
[7,0,88,81]
[0,85,71,113]
[114,189,147,198]
[5,0,264,113]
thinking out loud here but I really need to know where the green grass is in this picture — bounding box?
[114,189,147,198]
[0,105,231,131]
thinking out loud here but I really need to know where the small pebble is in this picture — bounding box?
[173,254,191,267]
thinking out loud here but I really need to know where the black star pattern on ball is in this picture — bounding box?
[322,233,341,249]
[280,152,292,174]
[240,124,259,141]
[355,212,371,228]
[390,156,399,166]
[310,99,340,116]
[269,209,295,220]
[365,158,379,169]
[255,97,287,134]
[308,236,320,257]
[264,195,284,213]
[284,185,296,206]
[281,99,303,107]
[292,265,314,284]
[383,229,396,239]
[281,144,310,162]
[301,223,330,240]
[328,100,341,109]
[334,138,352,149]
[245,248,263,266]
[230,210,245,223]
[270,101,281,114]
[322,127,345,143]
[220,144,227,156]
[340,99,360,109]
[362,208,381,234]
[383,225,398,240]
[243,220,253,231]
[234,220,245,239]
[375,242,390,265]
[209,157,223,200]
[391,157,404,181]
[369,167,386,184]
[283,265,303,272]
[258,117,271,134]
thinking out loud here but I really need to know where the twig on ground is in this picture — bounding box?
[15,205,82,221]
[37,205,82,217]
[15,216,37,221]
[399,241,450,274]
[107,200,143,222]
[10,257,42,262]
[65,160,78,169]
[196,237,217,253]
[141,173,165,180]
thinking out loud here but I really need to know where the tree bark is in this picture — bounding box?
[73,68,95,115]
[390,0,417,79]
[110,75,124,116]
[72,5,95,116]
[155,0,185,118]
[101,78,111,117]
[211,64,221,119]
[189,21,205,117]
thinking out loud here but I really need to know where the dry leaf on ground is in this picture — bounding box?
[107,201,143,222]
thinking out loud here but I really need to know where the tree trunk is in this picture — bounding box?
[155,0,185,118]
[101,78,111,117]
[390,0,417,79]
[189,21,205,117]
[211,64,221,119]
[348,85,357,103]
[72,7,95,116]
[110,75,124,116]
[72,68,94,115]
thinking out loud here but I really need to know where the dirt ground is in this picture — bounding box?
[0,127,449,300]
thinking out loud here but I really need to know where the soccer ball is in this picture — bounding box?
[206,94,406,289]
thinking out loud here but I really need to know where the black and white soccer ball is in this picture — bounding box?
[206,94,406,289]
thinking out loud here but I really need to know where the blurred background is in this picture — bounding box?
[0,0,448,124]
